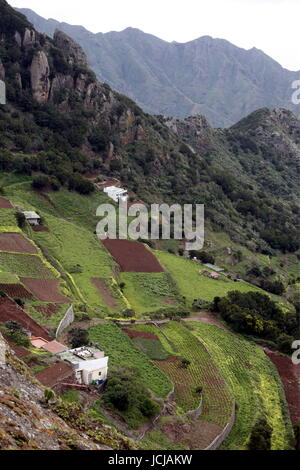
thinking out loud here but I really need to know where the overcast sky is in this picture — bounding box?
[9,0,300,71]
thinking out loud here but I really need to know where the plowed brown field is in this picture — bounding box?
[0,233,38,254]
[0,283,33,299]
[21,278,70,303]
[102,239,163,272]
[0,197,13,209]
[0,297,51,340]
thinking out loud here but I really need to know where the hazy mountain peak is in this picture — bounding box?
[17,7,300,127]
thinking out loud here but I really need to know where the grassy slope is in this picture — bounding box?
[189,322,294,450]
[120,272,179,316]
[88,322,172,398]
[31,214,124,314]
[2,181,126,315]
[155,250,261,305]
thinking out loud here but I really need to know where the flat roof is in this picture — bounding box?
[59,346,105,363]
[23,211,40,219]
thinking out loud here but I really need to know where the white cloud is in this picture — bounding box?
[9,0,300,70]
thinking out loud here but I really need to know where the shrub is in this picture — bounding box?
[69,328,89,348]
[248,418,272,450]
[15,211,26,229]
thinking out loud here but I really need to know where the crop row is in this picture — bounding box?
[189,322,294,450]
[88,323,172,398]
[135,322,233,426]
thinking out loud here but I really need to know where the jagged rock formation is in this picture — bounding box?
[30,50,50,103]
[53,29,87,67]
[0,0,299,254]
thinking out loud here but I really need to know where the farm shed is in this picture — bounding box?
[103,186,128,203]
[23,211,41,226]
[59,346,108,385]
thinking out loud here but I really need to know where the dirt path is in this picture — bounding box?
[184,311,231,332]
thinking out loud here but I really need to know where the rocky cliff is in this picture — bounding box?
[0,0,299,255]
[0,333,134,450]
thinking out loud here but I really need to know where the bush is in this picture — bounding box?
[103,366,160,423]
[68,328,89,348]
[248,418,272,450]
[15,211,26,229]
[181,358,191,369]
[32,174,50,190]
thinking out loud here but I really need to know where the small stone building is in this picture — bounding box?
[23,211,41,226]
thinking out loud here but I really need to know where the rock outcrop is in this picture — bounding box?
[30,50,50,104]
[53,29,87,67]
[0,334,134,450]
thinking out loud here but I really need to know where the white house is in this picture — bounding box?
[104,186,128,203]
[23,211,41,226]
[59,346,109,385]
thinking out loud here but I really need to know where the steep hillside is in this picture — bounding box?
[0,0,299,261]
[18,7,300,127]
[0,332,135,450]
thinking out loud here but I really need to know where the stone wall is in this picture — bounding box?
[205,401,236,450]
[56,305,74,338]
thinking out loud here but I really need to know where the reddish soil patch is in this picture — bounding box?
[265,349,300,424]
[32,226,49,232]
[20,278,70,303]
[0,296,51,340]
[96,178,120,190]
[102,239,163,273]
[161,418,222,449]
[0,233,37,254]
[35,362,74,387]
[0,197,13,209]
[123,328,159,341]
[161,297,178,305]
[5,339,30,359]
[91,278,118,309]
[185,311,231,332]
[0,283,33,299]
[35,304,60,318]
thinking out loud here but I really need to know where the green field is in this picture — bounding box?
[131,337,170,361]
[133,322,234,426]
[0,252,56,279]
[88,322,172,398]
[31,214,124,313]
[120,272,179,316]
[189,322,294,450]
[0,208,18,227]
[155,251,262,305]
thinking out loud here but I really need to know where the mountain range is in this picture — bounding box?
[17,8,300,127]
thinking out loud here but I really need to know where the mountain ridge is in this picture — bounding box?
[17,7,300,127]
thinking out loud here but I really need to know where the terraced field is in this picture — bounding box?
[0,252,55,279]
[132,322,234,426]
[155,251,262,304]
[32,214,125,313]
[189,322,294,450]
[88,322,172,398]
[120,272,179,316]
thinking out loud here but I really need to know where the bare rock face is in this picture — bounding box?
[53,29,87,67]
[23,27,36,47]
[14,31,22,47]
[30,51,50,104]
[50,74,74,101]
